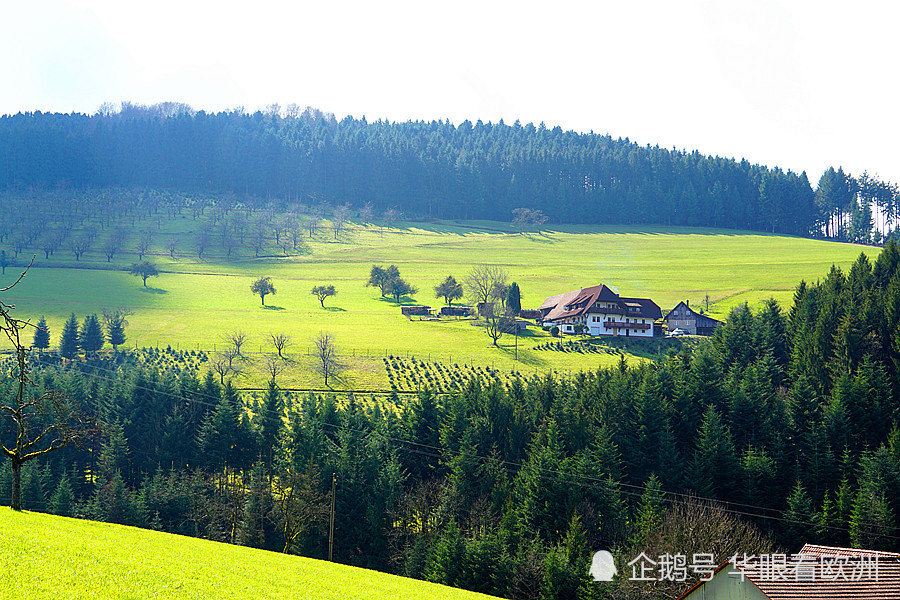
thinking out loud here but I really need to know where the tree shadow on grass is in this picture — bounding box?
[141,287,168,294]
[323,306,347,312]
[377,295,419,305]
[496,344,550,368]
[261,305,286,311]
[524,232,560,244]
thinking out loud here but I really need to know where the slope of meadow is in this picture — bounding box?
[0,507,500,600]
[0,218,880,386]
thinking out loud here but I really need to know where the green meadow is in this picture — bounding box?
[0,218,880,386]
[0,507,501,600]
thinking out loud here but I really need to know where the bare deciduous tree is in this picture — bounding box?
[102,238,121,262]
[331,203,351,240]
[481,302,511,347]
[313,332,345,387]
[0,262,89,510]
[196,227,210,259]
[211,349,240,384]
[464,264,508,308]
[263,354,287,385]
[383,207,402,228]
[137,230,153,259]
[269,333,291,359]
[307,205,324,238]
[272,462,330,553]
[70,237,91,261]
[359,202,374,225]
[227,331,247,358]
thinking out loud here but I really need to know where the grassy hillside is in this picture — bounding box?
[0,507,500,600]
[0,218,880,385]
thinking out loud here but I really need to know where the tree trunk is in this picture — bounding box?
[11,458,21,511]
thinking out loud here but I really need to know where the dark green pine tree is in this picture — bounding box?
[256,381,283,478]
[783,481,816,545]
[59,313,80,359]
[690,405,739,499]
[106,315,127,351]
[79,314,105,354]
[505,281,521,316]
[49,476,75,517]
[239,461,279,550]
[199,381,255,471]
[32,316,50,353]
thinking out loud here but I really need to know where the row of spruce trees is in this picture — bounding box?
[33,313,128,357]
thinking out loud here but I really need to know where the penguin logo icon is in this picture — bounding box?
[589,550,617,581]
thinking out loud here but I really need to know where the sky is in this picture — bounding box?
[3,0,899,185]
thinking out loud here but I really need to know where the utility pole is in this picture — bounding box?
[328,472,337,561]
[515,320,518,360]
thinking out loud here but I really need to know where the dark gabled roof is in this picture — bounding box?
[539,288,584,321]
[619,296,662,320]
[663,300,723,324]
[676,544,900,600]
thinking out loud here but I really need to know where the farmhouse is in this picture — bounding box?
[676,544,900,600]
[539,284,662,337]
[665,300,723,336]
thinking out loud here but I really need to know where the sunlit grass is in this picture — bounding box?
[1,217,879,383]
[0,508,500,600]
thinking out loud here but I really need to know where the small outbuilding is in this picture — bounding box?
[401,306,432,317]
[676,544,900,600]
[664,301,723,336]
[519,309,543,320]
[440,305,473,317]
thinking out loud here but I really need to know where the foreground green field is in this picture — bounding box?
[0,508,500,600]
[0,218,880,384]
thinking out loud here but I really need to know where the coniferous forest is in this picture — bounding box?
[5,245,900,599]
[2,103,898,242]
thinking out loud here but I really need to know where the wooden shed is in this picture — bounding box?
[439,305,473,317]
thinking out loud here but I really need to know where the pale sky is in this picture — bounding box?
[3,0,899,185]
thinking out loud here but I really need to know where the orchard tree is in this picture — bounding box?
[269,332,291,359]
[389,278,418,303]
[136,230,153,260]
[251,276,276,305]
[70,238,90,261]
[311,284,337,307]
[434,275,463,306]
[227,330,247,357]
[263,354,287,385]
[129,261,159,287]
[314,332,345,387]
[367,264,400,297]
[464,264,508,308]
[33,317,50,353]
[102,238,121,262]
[331,203,351,240]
